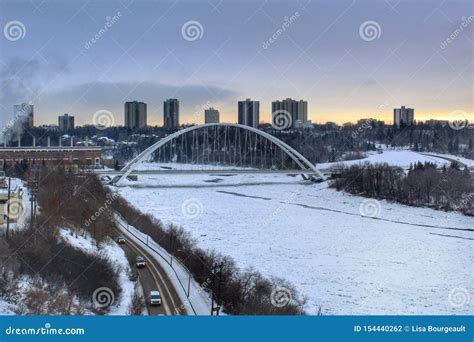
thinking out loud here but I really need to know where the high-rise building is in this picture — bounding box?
[124,101,147,129]
[163,99,180,130]
[393,106,415,127]
[14,103,34,130]
[58,113,75,131]
[204,107,220,124]
[271,98,308,129]
[238,99,260,128]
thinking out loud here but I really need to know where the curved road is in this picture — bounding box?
[114,229,186,315]
[421,153,471,171]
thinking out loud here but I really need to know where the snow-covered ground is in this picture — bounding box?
[316,150,454,170]
[59,229,136,315]
[131,151,472,172]
[134,162,256,171]
[0,298,14,314]
[116,172,474,315]
[419,152,474,168]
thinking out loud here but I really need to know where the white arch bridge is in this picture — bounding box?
[104,123,325,186]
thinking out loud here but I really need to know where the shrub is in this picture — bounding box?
[112,196,306,315]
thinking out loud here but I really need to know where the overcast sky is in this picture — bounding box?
[0,0,472,127]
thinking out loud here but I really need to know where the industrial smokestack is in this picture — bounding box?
[47,136,50,147]
[70,137,73,147]
[18,138,20,147]
[59,137,62,147]
[32,136,36,147]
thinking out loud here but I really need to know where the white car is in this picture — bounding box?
[149,291,162,306]
[136,256,146,268]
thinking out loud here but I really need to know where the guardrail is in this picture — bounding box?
[113,212,198,315]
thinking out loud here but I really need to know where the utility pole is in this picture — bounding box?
[27,171,38,245]
[187,272,191,298]
[170,234,174,266]
[210,284,215,316]
[28,170,39,225]
[5,177,11,241]
[210,261,225,316]
[216,261,224,316]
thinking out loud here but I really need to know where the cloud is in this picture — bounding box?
[0,58,44,141]
[0,56,72,130]
[0,56,238,128]
[0,58,41,112]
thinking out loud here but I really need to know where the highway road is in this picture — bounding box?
[114,229,186,315]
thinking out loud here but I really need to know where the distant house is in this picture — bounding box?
[0,178,24,225]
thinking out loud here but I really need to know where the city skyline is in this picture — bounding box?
[0,0,472,128]
[8,99,469,129]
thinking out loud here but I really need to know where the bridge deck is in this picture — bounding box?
[95,169,322,175]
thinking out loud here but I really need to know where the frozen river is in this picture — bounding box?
[116,172,473,315]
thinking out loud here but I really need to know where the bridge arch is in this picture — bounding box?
[114,123,324,185]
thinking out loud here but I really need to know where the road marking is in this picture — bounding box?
[123,235,182,315]
[114,215,185,315]
[124,239,172,315]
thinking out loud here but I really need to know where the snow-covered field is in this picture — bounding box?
[135,162,256,171]
[316,150,454,170]
[115,171,474,315]
[131,151,472,172]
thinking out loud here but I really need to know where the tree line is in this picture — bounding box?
[331,161,473,215]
